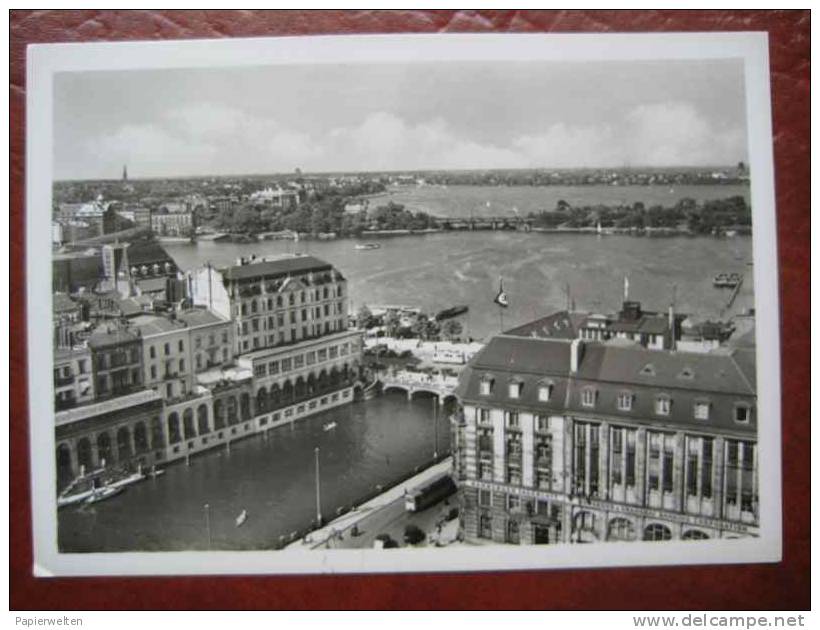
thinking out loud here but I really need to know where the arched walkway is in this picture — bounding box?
[133,421,149,453]
[197,404,210,435]
[56,443,73,482]
[282,380,294,404]
[240,393,251,420]
[150,416,165,449]
[226,396,238,425]
[167,412,181,444]
[183,408,196,440]
[117,426,132,461]
[294,376,306,399]
[77,437,94,471]
[213,399,225,430]
[256,387,268,414]
[269,384,281,408]
[97,431,113,465]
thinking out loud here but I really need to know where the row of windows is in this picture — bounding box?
[252,343,351,378]
[238,304,344,333]
[477,378,753,424]
[240,319,347,351]
[237,287,344,315]
[471,419,757,517]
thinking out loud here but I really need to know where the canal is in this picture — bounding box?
[58,391,452,552]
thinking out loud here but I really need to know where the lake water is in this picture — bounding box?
[166,231,754,342]
[369,183,751,218]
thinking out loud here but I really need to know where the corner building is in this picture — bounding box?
[453,332,758,545]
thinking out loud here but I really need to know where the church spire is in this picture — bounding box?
[122,164,128,181]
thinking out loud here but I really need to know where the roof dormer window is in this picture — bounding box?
[640,363,656,376]
[581,387,597,408]
[617,392,634,411]
[538,381,554,402]
[678,367,695,380]
[479,374,494,396]
[655,395,671,416]
[734,403,752,424]
[694,400,711,421]
[508,377,523,399]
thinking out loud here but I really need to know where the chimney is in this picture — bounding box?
[570,339,584,373]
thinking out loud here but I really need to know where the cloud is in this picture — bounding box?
[77,102,746,178]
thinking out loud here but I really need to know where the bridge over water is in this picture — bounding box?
[378,370,459,403]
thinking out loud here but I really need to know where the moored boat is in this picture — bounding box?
[713,272,743,288]
[323,421,337,432]
[435,305,469,321]
[236,510,248,527]
[84,485,125,505]
[354,243,381,250]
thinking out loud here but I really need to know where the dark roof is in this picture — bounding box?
[608,313,669,335]
[504,310,587,340]
[176,309,227,327]
[221,255,334,281]
[88,324,140,347]
[135,276,168,293]
[456,334,756,436]
[127,242,175,266]
[53,292,78,313]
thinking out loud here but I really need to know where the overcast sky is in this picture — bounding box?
[54,59,747,180]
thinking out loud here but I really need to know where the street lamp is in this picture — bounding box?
[314,446,322,527]
[203,503,212,550]
[432,396,439,460]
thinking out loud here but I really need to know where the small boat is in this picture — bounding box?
[713,272,743,288]
[323,421,338,432]
[150,467,165,479]
[435,305,469,321]
[354,243,381,250]
[236,510,248,527]
[105,471,146,490]
[84,485,124,505]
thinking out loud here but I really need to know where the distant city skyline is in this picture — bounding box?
[54,59,748,180]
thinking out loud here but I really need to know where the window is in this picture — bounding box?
[179,359,185,373]
[508,380,522,399]
[477,408,491,425]
[505,411,520,429]
[268,360,279,374]
[648,433,662,491]
[507,494,520,512]
[702,438,713,498]
[643,523,672,542]
[617,392,634,411]
[150,365,157,379]
[538,383,553,402]
[164,343,170,356]
[735,403,751,424]
[694,401,710,421]
[149,346,156,359]
[306,351,316,365]
[195,336,201,349]
[281,358,292,372]
[581,388,596,408]
[254,364,266,378]
[655,395,671,416]
[293,355,304,369]
[478,461,493,481]
[478,489,492,507]
[480,376,494,396]
[535,415,549,432]
[178,340,184,352]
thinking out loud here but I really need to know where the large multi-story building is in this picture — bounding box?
[53,346,95,411]
[131,309,234,401]
[189,254,350,355]
[88,323,144,401]
[453,326,757,546]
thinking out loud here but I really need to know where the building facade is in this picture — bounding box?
[453,332,758,545]
[189,254,350,356]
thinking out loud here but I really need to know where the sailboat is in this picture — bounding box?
[596,221,603,236]
[236,509,248,527]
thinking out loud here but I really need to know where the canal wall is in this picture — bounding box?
[161,385,355,466]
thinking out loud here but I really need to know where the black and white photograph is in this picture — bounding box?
[26,32,782,576]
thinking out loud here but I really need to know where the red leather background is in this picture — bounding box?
[9,10,810,610]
